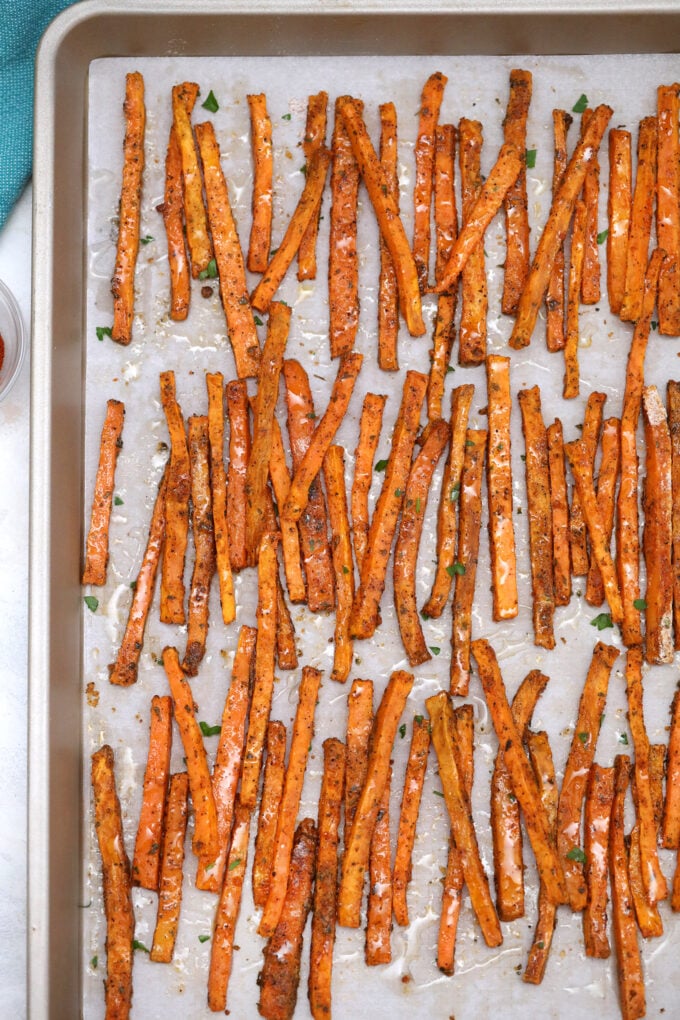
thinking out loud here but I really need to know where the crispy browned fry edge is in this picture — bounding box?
[580,109,602,305]
[247,93,273,274]
[657,85,680,334]
[225,379,251,572]
[501,69,532,316]
[456,118,487,366]
[159,371,190,625]
[556,641,618,910]
[610,755,647,1020]
[253,721,287,909]
[649,743,666,830]
[182,416,216,676]
[428,123,458,420]
[423,384,474,619]
[486,355,518,620]
[298,92,329,281]
[607,128,632,318]
[617,249,664,646]
[523,730,558,984]
[586,417,620,606]
[663,689,680,848]
[450,429,487,695]
[324,445,355,683]
[207,802,251,1011]
[91,744,135,1020]
[109,470,167,686]
[161,107,195,321]
[132,695,173,891]
[240,533,279,810]
[377,101,400,371]
[111,72,145,345]
[329,97,362,359]
[545,109,572,352]
[427,690,503,946]
[82,399,125,585]
[283,359,335,613]
[259,666,322,937]
[563,197,587,399]
[196,625,256,893]
[394,420,449,667]
[338,98,425,337]
[171,82,212,278]
[338,670,413,928]
[350,370,428,639]
[583,763,615,958]
[284,352,363,522]
[205,372,235,624]
[251,147,332,313]
[344,679,374,854]
[393,715,431,926]
[257,819,317,1020]
[546,419,572,606]
[365,769,393,965]
[518,386,555,648]
[471,638,568,905]
[412,71,448,290]
[268,418,306,604]
[642,384,674,663]
[351,392,387,572]
[308,738,345,1019]
[620,117,658,322]
[491,668,549,922]
[150,771,189,963]
[569,391,606,578]
[668,381,680,647]
[565,438,623,625]
[510,104,612,348]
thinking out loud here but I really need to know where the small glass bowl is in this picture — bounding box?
[0,278,27,401]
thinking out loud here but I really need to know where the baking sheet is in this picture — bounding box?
[82,53,680,1018]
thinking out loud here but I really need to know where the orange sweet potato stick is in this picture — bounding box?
[428,123,458,420]
[246,93,273,274]
[523,730,558,984]
[501,69,532,316]
[182,416,216,677]
[205,372,235,624]
[663,688,680,850]
[580,109,602,305]
[456,118,487,366]
[207,802,251,1012]
[668,380,680,647]
[82,398,125,586]
[546,419,572,606]
[365,769,393,965]
[569,390,606,578]
[642,384,674,664]
[298,91,328,281]
[149,771,189,963]
[620,117,658,323]
[412,71,448,290]
[351,392,387,572]
[269,418,306,604]
[225,379,251,572]
[392,715,431,926]
[324,445,355,683]
[563,197,588,399]
[607,127,632,318]
[159,371,190,625]
[111,72,145,345]
[160,85,197,321]
[377,102,400,372]
[344,678,374,853]
[545,109,572,352]
[253,721,287,909]
[585,417,621,606]
[656,84,680,335]
[610,755,646,1020]
[132,695,173,891]
[486,355,518,620]
[329,96,362,359]
[171,82,212,278]
[583,763,615,958]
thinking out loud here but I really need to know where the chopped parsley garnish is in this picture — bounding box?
[133,940,150,953]
[566,847,586,864]
[414,715,424,725]
[90,956,98,969]
[375,459,388,472]
[450,483,460,503]
[525,148,537,169]
[281,112,292,121]
[447,562,466,577]
[433,789,445,797]
[572,94,589,114]
[399,724,407,739]
[618,732,629,745]
[140,235,154,245]
[201,90,219,113]
[254,315,264,326]
[430,646,441,656]
[84,595,99,613]
[590,612,613,631]
[228,858,242,871]
[199,721,222,737]
[577,732,589,745]
[198,258,218,280]
[114,495,124,506]
[633,598,647,610]
[198,934,211,943]
[96,326,112,342]
[596,228,609,244]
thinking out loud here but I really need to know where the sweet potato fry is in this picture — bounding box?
[607,127,632,317]
[642,384,674,664]
[205,372,235,624]
[268,419,306,604]
[298,91,328,281]
[344,678,374,852]
[580,109,602,305]
[351,392,387,572]
[620,117,658,323]
[668,380,680,647]
[150,772,189,963]
[160,84,198,321]
[546,420,571,606]
[159,371,190,625]
[486,355,518,620]
[247,93,273,274]
[251,147,331,313]
[350,370,428,640]
[501,69,532,315]
[450,429,487,696]
[258,819,317,1020]
[208,802,251,1012]
[253,721,287,909]
[132,695,173,891]
[338,670,413,928]
[663,689,680,848]
[455,118,486,366]
[283,359,335,613]
[338,98,425,337]
[377,101,400,371]
[656,84,680,335]
[111,72,145,346]
[324,445,355,683]
[518,386,555,648]
[240,532,279,810]
[275,576,298,672]
[563,197,588,399]
[427,123,458,420]
[627,822,663,938]
[392,715,431,926]
[365,769,393,965]
[182,416,216,676]
[394,419,449,667]
[171,82,212,278]
[570,390,606,578]
[510,104,613,348]
[471,638,568,906]
[523,730,558,984]
[308,738,345,1019]
[259,665,321,937]
[423,384,474,619]
[586,417,620,606]
[412,71,448,290]
[583,763,615,958]
[82,399,125,585]
[556,641,619,910]
[545,109,572,352]
[225,379,251,571]
[427,690,502,946]
[610,755,646,1020]
[329,97,362,359]
[91,745,134,1020]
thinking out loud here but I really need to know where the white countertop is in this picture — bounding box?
[0,185,32,1018]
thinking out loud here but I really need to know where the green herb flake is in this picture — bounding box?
[572,94,589,114]
[465,439,475,448]
[90,956,98,969]
[228,858,242,871]
[375,459,388,472]
[446,364,455,374]
[430,646,441,656]
[566,847,586,864]
[597,228,609,244]
[202,90,219,113]
[577,732,589,745]
[133,940,150,953]
[114,495,124,506]
[306,412,317,420]
[651,320,659,331]
[590,612,613,631]
[281,112,292,121]
[254,315,264,326]
[96,326,112,342]
[520,454,526,462]
[433,789,445,798]
[446,561,465,576]
[394,488,404,498]
[199,721,222,737]
[300,164,307,175]
[414,714,424,725]
[140,235,154,245]
[198,258,218,280]
[198,934,211,943]
[633,598,647,610]
[525,148,537,169]
[342,565,350,575]
[450,483,460,503]
[421,610,430,621]
[129,580,137,590]
[415,497,422,513]
[618,732,629,745]
[399,723,407,739]
[84,595,99,613]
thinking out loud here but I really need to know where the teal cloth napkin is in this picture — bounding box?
[0,0,76,227]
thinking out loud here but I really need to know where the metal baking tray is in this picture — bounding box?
[30,2,680,1018]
